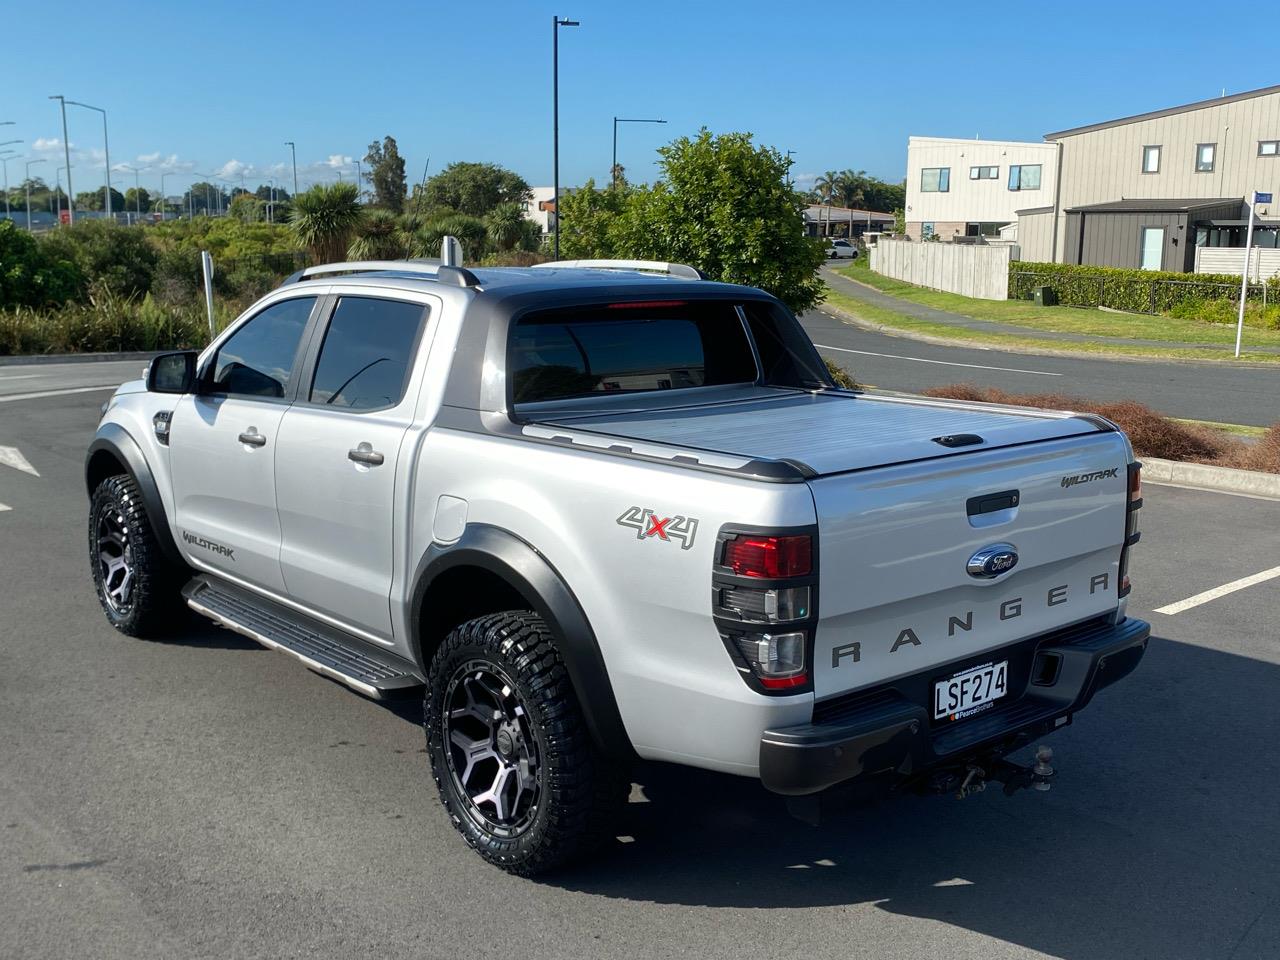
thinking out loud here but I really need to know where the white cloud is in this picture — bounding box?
[33,137,64,151]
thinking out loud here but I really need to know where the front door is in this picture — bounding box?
[275,294,432,641]
[1139,227,1165,271]
[169,294,319,593]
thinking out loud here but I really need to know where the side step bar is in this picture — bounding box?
[183,576,424,699]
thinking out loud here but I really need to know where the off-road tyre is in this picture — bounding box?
[89,474,183,638]
[425,611,628,875]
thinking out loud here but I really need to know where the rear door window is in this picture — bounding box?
[510,301,759,404]
[308,296,428,410]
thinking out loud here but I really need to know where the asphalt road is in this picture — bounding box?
[2,388,1279,959]
[801,310,1280,427]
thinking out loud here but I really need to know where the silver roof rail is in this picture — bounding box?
[285,259,442,284]
[532,259,706,280]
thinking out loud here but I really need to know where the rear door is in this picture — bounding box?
[274,292,434,641]
[169,294,321,593]
[810,433,1130,700]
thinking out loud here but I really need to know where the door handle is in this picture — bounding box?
[348,444,385,466]
[238,430,267,447]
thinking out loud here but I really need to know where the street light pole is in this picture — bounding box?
[285,141,298,197]
[159,172,171,220]
[66,101,110,220]
[611,117,665,185]
[25,158,46,230]
[0,152,18,219]
[49,95,74,225]
[552,16,579,260]
[354,159,362,201]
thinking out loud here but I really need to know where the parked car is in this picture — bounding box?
[826,238,859,259]
[86,251,1149,876]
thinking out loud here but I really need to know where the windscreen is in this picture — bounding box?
[510,300,828,405]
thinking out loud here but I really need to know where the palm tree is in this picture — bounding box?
[348,208,407,260]
[813,170,840,203]
[484,202,527,252]
[837,169,867,210]
[289,182,363,263]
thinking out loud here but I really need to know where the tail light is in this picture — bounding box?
[713,527,818,695]
[1119,462,1142,597]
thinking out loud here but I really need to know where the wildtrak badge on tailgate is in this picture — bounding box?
[1061,467,1119,488]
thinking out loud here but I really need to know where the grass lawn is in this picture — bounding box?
[834,258,1280,350]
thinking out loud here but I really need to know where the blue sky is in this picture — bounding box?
[3,0,1278,198]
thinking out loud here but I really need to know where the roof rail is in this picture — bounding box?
[532,259,706,280]
[284,259,443,285]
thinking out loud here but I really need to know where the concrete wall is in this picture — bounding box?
[1195,246,1280,280]
[905,136,1059,238]
[1016,209,1055,262]
[870,238,1016,300]
[1050,87,1280,260]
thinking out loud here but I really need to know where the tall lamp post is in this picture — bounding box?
[0,151,20,219]
[611,117,665,185]
[48,95,75,225]
[24,158,46,229]
[66,101,110,220]
[118,164,148,220]
[552,15,579,261]
[159,172,171,220]
[284,141,298,198]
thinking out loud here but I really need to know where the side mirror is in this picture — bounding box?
[147,351,198,394]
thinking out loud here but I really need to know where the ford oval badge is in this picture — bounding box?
[967,543,1019,579]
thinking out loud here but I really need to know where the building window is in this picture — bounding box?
[1195,143,1216,173]
[965,222,1007,237]
[1142,145,1161,173]
[969,165,998,180]
[1139,227,1165,271]
[920,168,949,192]
[922,222,936,239]
[1007,164,1041,191]
[1260,140,1279,157]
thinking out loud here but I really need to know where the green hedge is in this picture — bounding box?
[1010,260,1280,314]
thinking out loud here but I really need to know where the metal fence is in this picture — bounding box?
[1010,271,1274,314]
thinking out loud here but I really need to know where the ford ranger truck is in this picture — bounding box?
[85,255,1149,875]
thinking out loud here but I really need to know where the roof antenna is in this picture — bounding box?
[404,157,431,257]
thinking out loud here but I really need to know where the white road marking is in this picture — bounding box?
[0,446,40,477]
[0,385,115,403]
[1153,565,1280,615]
[0,373,39,381]
[0,503,10,512]
[814,343,1062,377]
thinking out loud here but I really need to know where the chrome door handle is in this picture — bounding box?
[348,444,385,466]
[238,431,267,447]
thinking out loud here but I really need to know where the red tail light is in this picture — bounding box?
[721,535,812,579]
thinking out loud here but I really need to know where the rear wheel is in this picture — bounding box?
[89,474,183,637]
[424,611,627,875]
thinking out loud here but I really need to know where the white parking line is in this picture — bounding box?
[0,503,10,512]
[0,385,116,403]
[1153,565,1280,615]
[814,343,1062,377]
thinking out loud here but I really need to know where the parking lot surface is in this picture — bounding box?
[2,388,1277,960]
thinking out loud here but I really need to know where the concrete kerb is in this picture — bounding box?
[1140,458,1280,500]
[0,350,165,367]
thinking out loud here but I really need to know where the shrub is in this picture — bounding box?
[0,219,81,308]
[1009,261,1267,314]
[348,209,409,261]
[37,219,157,300]
[824,358,858,389]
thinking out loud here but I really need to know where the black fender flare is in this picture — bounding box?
[409,524,634,759]
[85,423,183,565]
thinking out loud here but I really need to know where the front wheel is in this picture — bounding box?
[89,474,183,637]
[424,611,627,875]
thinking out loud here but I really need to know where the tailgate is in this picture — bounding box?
[811,432,1130,700]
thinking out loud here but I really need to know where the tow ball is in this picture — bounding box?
[948,746,1057,799]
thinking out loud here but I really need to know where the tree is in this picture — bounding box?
[555,178,632,260]
[483,201,540,253]
[74,186,126,212]
[123,187,152,215]
[229,194,265,223]
[417,162,531,218]
[348,209,407,260]
[612,130,826,314]
[813,170,840,203]
[289,181,363,263]
[364,136,407,212]
[183,182,229,216]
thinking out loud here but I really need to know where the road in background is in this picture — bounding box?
[802,309,1280,427]
[1,390,1278,960]
[0,360,146,402]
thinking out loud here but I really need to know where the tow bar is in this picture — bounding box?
[951,746,1056,799]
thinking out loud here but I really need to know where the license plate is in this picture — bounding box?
[933,660,1008,721]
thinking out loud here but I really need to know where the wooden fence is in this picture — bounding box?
[869,239,1017,300]
[1194,246,1280,281]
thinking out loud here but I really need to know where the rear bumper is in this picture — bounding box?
[759,615,1150,796]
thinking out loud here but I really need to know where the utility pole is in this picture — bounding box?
[552,15,579,260]
[49,95,74,225]
[66,101,110,220]
[25,158,46,229]
[285,141,298,197]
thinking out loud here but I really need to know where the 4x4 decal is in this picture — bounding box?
[616,506,699,550]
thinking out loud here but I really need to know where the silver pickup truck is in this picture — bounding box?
[86,255,1149,874]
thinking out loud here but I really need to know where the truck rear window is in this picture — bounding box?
[510,302,760,404]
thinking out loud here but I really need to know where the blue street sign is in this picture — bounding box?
[1255,192,1273,203]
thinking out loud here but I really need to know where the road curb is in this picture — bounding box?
[0,351,164,367]
[1142,458,1280,499]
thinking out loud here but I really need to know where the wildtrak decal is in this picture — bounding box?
[1061,467,1119,489]
[182,531,236,561]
